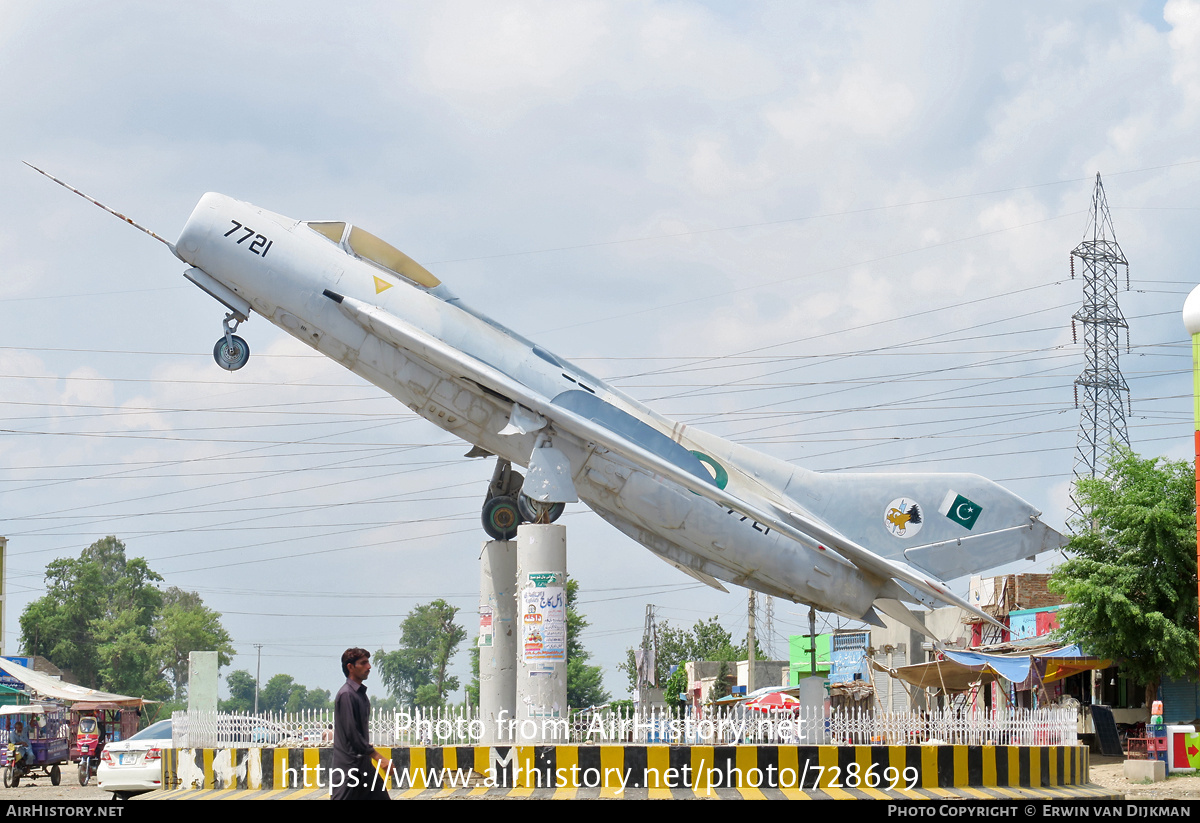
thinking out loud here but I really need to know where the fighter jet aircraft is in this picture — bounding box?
[30,165,1065,636]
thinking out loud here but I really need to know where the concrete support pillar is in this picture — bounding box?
[515,523,568,744]
[478,539,517,745]
[187,651,218,715]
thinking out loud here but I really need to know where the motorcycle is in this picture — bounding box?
[3,743,29,788]
[76,716,103,786]
[3,741,60,788]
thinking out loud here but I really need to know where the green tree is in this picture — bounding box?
[19,536,233,698]
[466,645,480,708]
[619,615,756,695]
[287,685,333,713]
[1050,449,1198,707]
[710,661,732,702]
[566,580,610,708]
[376,599,466,707]
[258,674,299,713]
[230,672,332,714]
[661,663,690,708]
[93,609,164,700]
[221,670,258,713]
[20,536,161,690]
[158,587,234,701]
[690,617,742,661]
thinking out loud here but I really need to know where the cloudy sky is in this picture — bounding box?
[1,1,1197,701]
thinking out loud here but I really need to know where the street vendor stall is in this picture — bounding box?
[0,659,147,778]
[872,643,1111,697]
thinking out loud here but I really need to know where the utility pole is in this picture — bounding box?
[747,591,757,694]
[808,606,818,676]
[764,595,775,660]
[254,644,263,714]
[1070,172,1130,528]
[637,604,657,710]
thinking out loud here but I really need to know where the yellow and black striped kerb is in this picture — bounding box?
[159,742,1095,796]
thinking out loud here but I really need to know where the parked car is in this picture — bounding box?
[96,719,171,800]
[213,715,293,746]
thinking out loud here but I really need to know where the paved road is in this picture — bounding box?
[0,778,117,801]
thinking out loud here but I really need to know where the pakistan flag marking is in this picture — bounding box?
[939,490,982,530]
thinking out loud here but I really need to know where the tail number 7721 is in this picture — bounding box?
[224,220,273,257]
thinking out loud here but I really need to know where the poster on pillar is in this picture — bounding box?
[521,572,566,664]
[478,606,493,648]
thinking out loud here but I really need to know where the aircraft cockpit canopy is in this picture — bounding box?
[306,221,441,290]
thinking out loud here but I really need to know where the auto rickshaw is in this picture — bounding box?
[75,715,104,786]
[0,704,70,787]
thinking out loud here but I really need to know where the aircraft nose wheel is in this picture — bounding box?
[213,335,250,370]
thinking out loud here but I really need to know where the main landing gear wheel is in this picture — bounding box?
[214,335,250,371]
[482,496,520,541]
[50,764,60,786]
[517,493,565,525]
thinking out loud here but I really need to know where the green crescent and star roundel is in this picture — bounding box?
[690,451,728,490]
[939,490,983,530]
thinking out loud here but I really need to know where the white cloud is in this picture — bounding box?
[1166,0,1200,104]
[414,2,610,102]
[764,66,916,150]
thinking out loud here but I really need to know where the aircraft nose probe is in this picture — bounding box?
[26,162,253,372]
[23,162,179,255]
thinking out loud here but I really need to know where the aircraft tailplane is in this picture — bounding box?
[858,606,887,628]
[872,597,936,639]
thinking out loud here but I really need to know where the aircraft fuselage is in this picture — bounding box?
[174,193,887,619]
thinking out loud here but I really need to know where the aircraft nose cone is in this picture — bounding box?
[176,193,230,265]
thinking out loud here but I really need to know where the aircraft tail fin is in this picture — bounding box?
[781,467,1066,580]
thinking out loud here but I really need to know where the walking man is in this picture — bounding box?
[332,648,391,799]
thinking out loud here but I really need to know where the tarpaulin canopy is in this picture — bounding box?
[0,703,59,716]
[0,658,145,708]
[744,691,801,714]
[713,685,799,706]
[871,644,1110,693]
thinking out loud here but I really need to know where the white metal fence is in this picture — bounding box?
[172,705,1076,749]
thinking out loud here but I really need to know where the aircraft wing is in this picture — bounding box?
[327,290,1005,628]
